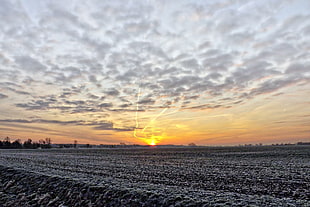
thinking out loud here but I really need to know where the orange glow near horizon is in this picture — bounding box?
[136,134,161,146]
[148,139,157,146]
[133,95,168,145]
[2,86,309,146]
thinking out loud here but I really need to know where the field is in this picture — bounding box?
[0,145,309,206]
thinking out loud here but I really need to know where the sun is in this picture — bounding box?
[145,138,158,146]
[149,139,157,146]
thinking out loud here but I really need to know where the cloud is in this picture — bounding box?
[0,119,32,123]
[119,103,131,108]
[0,123,56,133]
[0,0,309,142]
[87,93,99,99]
[0,93,8,99]
[0,119,82,125]
[98,103,113,108]
[16,101,51,110]
[138,98,156,105]
[7,87,31,95]
[91,122,113,130]
[0,118,132,132]
[247,75,309,97]
[183,103,226,110]
[286,63,310,74]
[104,88,120,96]
[92,125,132,132]
[15,56,47,73]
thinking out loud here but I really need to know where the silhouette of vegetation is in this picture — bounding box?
[0,137,52,149]
[188,142,197,147]
[11,139,22,149]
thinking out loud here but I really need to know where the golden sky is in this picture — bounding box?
[0,0,309,145]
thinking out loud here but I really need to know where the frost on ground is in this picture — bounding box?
[0,146,309,206]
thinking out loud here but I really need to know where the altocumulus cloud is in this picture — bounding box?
[0,119,130,132]
[0,0,309,140]
[0,93,8,99]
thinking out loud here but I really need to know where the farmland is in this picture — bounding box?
[0,145,309,206]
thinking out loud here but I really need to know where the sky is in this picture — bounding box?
[0,0,309,146]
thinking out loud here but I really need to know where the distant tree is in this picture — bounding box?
[0,140,3,148]
[297,142,310,145]
[3,136,10,142]
[23,139,33,149]
[45,138,51,145]
[3,137,11,148]
[45,138,52,148]
[188,143,197,147]
[37,138,51,148]
[33,141,40,149]
[74,140,77,148]
[39,139,46,146]
[12,139,22,149]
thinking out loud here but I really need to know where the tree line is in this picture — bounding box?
[0,137,52,149]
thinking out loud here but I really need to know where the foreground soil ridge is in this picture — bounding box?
[0,165,167,207]
[1,165,308,207]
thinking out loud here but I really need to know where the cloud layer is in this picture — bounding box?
[0,0,309,144]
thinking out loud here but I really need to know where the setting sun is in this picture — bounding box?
[143,137,158,146]
[149,139,157,146]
